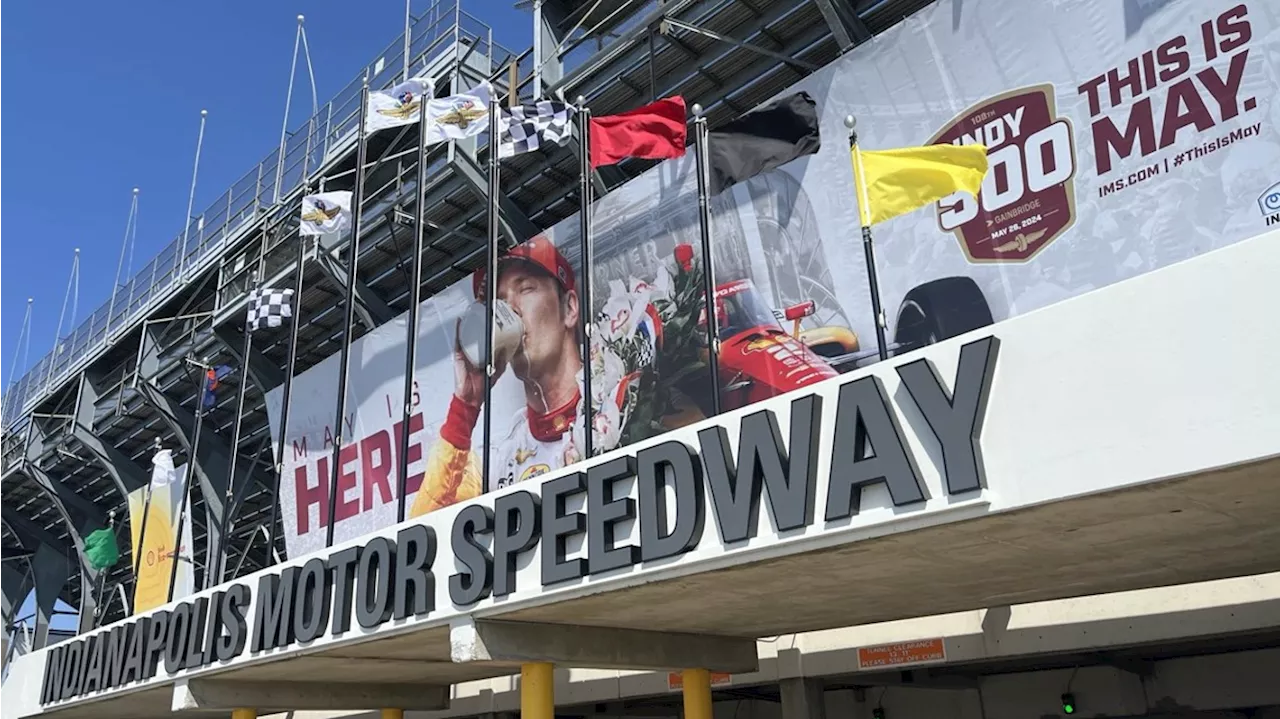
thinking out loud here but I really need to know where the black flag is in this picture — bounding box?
[707,91,820,194]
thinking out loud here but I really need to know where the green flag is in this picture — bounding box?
[84,528,120,570]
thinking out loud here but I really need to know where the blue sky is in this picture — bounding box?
[5,0,529,632]
[2,0,531,392]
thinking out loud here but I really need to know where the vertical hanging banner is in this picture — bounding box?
[265,0,1278,559]
[128,450,194,613]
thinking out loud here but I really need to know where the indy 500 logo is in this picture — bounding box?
[1261,181,1280,227]
[929,84,1078,263]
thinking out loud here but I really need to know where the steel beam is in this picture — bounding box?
[2,559,33,669]
[0,545,33,562]
[810,0,857,50]
[213,324,286,390]
[2,560,33,628]
[450,149,542,244]
[19,426,105,635]
[30,544,73,649]
[72,425,149,498]
[532,0,571,98]
[19,463,102,634]
[73,373,149,500]
[546,0,702,98]
[0,513,77,649]
[660,17,820,71]
[312,248,396,329]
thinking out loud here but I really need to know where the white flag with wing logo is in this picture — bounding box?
[424,82,492,144]
[299,191,353,236]
[366,78,432,134]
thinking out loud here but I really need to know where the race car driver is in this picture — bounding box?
[409,236,583,517]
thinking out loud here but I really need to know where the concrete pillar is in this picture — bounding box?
[781,678,826,719]
[521,662,554,719]
[682,669,714,719]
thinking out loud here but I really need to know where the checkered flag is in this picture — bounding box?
[498,101,574,159]
[247,287,294,332]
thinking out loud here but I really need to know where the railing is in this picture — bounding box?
[0,0,522,429]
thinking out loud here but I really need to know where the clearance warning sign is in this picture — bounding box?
[856,638,947,670]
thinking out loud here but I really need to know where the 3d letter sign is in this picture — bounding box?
[41,336,999,705]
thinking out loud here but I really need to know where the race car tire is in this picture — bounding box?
[893,276,994,355]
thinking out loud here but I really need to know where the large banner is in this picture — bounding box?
[268,0,1279,558]
[128,450,195,613]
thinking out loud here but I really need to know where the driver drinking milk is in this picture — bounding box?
[409,236,584,517]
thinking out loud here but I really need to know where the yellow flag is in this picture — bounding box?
[851,143,989,226]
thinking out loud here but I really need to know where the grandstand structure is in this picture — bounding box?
[0,0,929,653]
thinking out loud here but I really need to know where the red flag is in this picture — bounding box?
[589,96,688,168]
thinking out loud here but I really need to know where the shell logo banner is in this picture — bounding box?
[127,450,194,614]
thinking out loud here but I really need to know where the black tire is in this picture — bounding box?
[893,276,994,355]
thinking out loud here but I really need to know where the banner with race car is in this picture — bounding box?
[265,0,1279,559]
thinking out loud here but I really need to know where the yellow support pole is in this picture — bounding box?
[682,668,714,719]
[521,661,555,719]
[381,710,405,719]
[231,709,257,719]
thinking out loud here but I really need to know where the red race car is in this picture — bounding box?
[707,279,859,411]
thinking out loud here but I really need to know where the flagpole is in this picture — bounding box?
[274,16,306,205]
[168,365,208,604]
[846,116,889,362]
[481,91,501,492]
[178,109,208,279]
[265,216,310,565]
[2,298,34,425]
[403,0,413,81]
[262,119,318,567]
[575,96,594,459]
[690,104,722,417]
[212,270,259,587]
[396,79,435,523]
[325,76,371,548]
[107,188,140,334]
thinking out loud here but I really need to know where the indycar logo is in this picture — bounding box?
[300,199,342,224]
[929,84,1078,263]
[436,99,487,130]
[376,90,421,120]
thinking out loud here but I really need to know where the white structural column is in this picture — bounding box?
[781,678,827,719]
